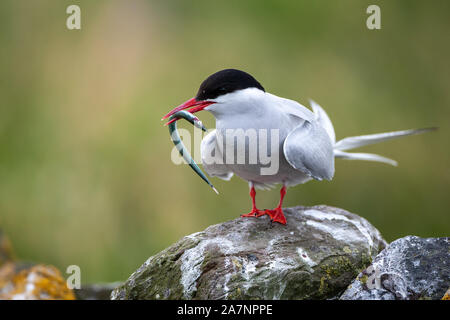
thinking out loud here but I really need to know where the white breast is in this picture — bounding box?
[201,89,319,189]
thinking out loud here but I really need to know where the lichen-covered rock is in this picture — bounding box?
[0,264,75,300]
[111,205,386,300]
[0,228,75,300]
[442,288,450,300]
[340,236,449,300]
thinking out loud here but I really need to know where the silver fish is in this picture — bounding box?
[168,110,219,194]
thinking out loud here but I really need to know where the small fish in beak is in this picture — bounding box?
[166,110,219,194]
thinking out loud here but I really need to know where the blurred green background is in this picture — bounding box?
[0,0,448,283]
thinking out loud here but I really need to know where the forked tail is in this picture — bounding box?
[310,100,437,166]
[334,128,436,166]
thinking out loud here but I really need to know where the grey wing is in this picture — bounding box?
[283,121,335,181]
[309,99,336,144]
[201,130,234,181]
[269,94,315,122]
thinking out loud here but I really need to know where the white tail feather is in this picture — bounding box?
[334,127,436,165]
[334,127,436,151]
[309,101,436,166]
[334,150,398,166]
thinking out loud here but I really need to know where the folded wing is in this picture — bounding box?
[269,94,315,122]
[283,121,335,181]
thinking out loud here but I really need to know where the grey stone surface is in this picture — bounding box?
[111,205,386,300]
[340,236,449,300]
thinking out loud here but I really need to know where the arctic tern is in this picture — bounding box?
[163,69,434,225]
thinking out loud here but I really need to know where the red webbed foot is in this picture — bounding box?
[265,207,287,225]
[241,185,268,219]
[241,184,288,224]
[241,209,267,218]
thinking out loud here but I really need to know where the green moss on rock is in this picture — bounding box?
[111,205,387,300]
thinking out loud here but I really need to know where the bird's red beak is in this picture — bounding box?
[162,98,215,125]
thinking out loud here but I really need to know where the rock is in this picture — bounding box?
[0,263,75,300]
[442,288,450,300]
[0,228,76,300]
[340,236,449,300]
[111,205,386,300]
[74,282,121,300]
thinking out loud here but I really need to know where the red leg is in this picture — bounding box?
[241,185,266,218]
[265,186,287,225]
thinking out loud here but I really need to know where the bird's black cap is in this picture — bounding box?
[196,69,265,101]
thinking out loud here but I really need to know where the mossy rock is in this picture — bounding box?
[112,205,386,300]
